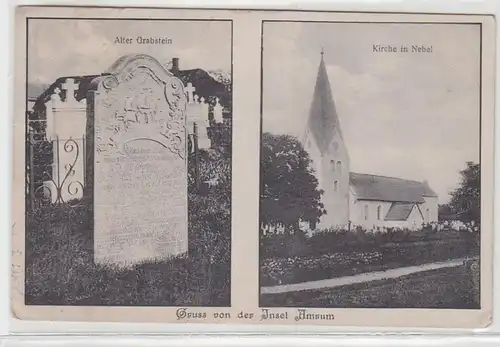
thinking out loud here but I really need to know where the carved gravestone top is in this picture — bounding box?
[88,54,188,266]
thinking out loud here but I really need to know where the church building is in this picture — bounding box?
[302,52,438,231]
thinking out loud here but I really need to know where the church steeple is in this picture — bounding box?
[306,50,344,155]
[302,50,351,230]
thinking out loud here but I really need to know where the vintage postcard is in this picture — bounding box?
[12,6,495,328]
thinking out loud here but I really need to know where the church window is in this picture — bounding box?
[377,205,381,220]
[426,208,430,221]
[334,181,339,192]
[364,205,369,220]
[336,161,342,174]
[330,159,335,172]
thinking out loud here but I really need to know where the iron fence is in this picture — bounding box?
[26,121,86,211]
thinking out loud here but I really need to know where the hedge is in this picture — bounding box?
[260,229,479,286]
[260,228,478,259]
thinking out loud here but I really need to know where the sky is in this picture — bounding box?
[262,22,481,204]
[28,19,231,84]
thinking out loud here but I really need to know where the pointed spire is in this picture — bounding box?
[306,52,344,155]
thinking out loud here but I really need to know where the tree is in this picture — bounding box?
[207,70,231,90]
[449,161,480,224]
[438,203,456,221]
[260,133,325,234]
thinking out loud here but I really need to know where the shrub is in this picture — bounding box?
[260,226,479,286]
[262,225,479,260]
[260,251,384,286]
[260,231,310,258]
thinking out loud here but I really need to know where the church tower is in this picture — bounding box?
[303,51,350,230]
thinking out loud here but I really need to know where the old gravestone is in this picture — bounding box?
[87,54,188,266]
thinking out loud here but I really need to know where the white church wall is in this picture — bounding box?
[349,197,393,230]
[349,196,433,231]
[314,129,350,230]
[422,196,439,223]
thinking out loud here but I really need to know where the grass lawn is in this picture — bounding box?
[260,265,480,309]
[26,199,231,306]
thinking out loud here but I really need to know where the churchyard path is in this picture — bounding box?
[260,256,478,295]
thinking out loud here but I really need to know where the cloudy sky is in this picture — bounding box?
[262,22,481,204]
[28,19,231,84]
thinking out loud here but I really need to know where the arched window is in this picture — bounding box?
[333,181,339,192]
[426,208,430,221]
[336,161,342,174]
[377,205,382,220]
[330,159,335,172]
[364,205,369,220]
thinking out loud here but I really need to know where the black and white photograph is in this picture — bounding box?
[259,21,482,309]
[22,18,232,307]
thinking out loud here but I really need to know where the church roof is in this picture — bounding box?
[306,54,344,155]
[384,202,417,221]
[349,172,438,203]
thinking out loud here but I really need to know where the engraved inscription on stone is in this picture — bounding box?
[91,54,188,266]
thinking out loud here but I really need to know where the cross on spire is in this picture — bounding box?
[185,82,195,103]
[320,47,325,60]
[61,78,79,103]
